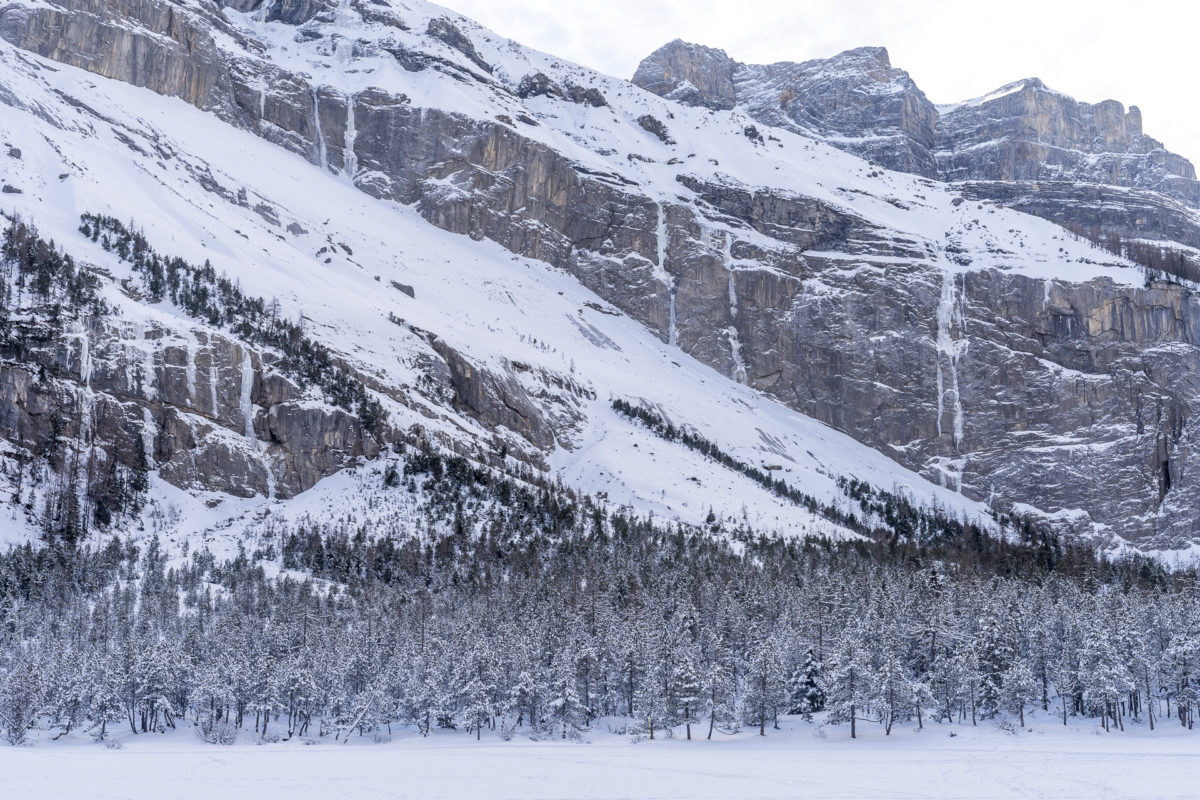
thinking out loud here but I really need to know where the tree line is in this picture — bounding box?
[78,214,386,431]
[611,398,1089,574]
[1062,221,1200,286]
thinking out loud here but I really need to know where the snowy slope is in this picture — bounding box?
[0,0,1156,551]
[0,37,993,547]
[220,0,1137,286]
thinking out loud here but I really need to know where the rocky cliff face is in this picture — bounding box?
[636,42,939,178]
[3,0,1200,547]
[936,79,1198,204]
[0,311,376,504]
[631,39,738,111]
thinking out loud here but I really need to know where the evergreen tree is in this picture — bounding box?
[788,648,825,718]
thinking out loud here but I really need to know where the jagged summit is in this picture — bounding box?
[634,39,937,176]
[633,38,1200,246]
[937,77,1062,111]
[633,40,1197,188]
[814,45,892,67]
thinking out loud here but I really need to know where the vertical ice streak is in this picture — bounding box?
[312,86,328,172]
[239,347,273,499]
[723,229,746,383]
[208,354,220,420]
[655,202,677,347]
[184,344,196,407]
[344,92,358,183]
[240,347,256,440]
[936,271,968,452]
[78,323,91,390]
[668,289,678,348]
[75,323,95,534]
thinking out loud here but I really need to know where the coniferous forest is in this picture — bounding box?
[0,444,1195,747]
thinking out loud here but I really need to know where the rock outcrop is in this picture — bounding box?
[631,39,738,111]
[0,315,379,502]
[936,79,1199,206]
[637,42,939,177]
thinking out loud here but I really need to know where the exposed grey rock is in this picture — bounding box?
[637,114,674,145]
[0,314,378,501]
[632,40,737,111]
[516,72,607,108]
[350,0,407,31]
[428,336,557,451]
[632,42,1200,246]
[635,42,938,177]
[426,17,491,74]
[937,79,1200,207]
[218,0,335,27]
[565,83,607,108]
[0,0,244,117]
[956,181,1200,251]
[517,72,562,100]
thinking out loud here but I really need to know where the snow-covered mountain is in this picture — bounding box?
[0,0,1198,549]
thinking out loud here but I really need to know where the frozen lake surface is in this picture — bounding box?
[4,716,1198,799]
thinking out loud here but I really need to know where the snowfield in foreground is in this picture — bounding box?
[4,717,1198,800]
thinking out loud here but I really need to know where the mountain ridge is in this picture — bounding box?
[2,0,1200,549]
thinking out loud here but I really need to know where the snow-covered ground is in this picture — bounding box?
[4,716,1197,799]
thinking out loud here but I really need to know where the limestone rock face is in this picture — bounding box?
[632,40,738,110]
[635,42,939,177]
[738,47,939,179]
[425,17,491,74]
[428,337,558,452]
[0,315,378,501]
[936,79,1200,207]
[732,259,1200,546]
[0,0,243,114]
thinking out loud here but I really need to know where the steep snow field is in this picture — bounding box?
[4,716,1197,800]
[0,0,1158,552]
[0,35,1012,547]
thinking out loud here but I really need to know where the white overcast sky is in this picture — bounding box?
[441,0,1200,165]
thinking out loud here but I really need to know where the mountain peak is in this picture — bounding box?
[632,38,739,110]
[823,45,891,68]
